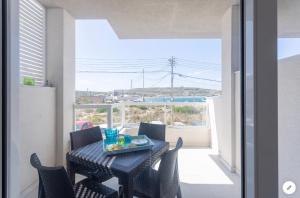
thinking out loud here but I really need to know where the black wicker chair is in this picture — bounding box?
[132,137,183,198]
[70,126,103,150]
[30,153,45,198]
[30,153,118,198]
[69,126,113,183]
[138,122,166,141]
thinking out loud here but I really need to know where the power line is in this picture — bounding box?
[176,63,221,72]
[150,73,170,87]
[174,77,222,90]
[76,66,164,70]
[76,57,220,66]
[76,61,169,64]
[77,70,169,74]
[76,63,169,68]
[176,58,221,66]
[174,73,221,83]
[76,57,168,61]
[76,64,169,68]
[76,58,221,74]
[77,57,222,89]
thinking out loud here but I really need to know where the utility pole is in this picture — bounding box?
[130,79,133,89]
[168,56,175,101]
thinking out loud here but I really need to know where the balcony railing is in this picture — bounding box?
[74,102,210,130]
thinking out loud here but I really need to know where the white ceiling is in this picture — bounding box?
[39,0,300,39]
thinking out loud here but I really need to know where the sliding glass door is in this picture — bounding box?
[243,0,278,197]
[1,0,283,197]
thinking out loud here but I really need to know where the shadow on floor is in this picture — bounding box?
[179,150,241,198]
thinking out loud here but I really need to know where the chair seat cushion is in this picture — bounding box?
[133,169,159,198]
[74,178,118,198]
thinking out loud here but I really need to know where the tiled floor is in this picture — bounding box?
[25,149,241,198]
[177,149,241,198]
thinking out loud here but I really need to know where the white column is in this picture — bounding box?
[46,8,75,165]
[220,5,241,172]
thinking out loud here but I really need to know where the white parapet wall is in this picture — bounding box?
[166,126,210,148]
[123,126,211,148]
[19,86,56,197]
[209,71,241,174]
[220,4,241,172]
[208,97,223,153]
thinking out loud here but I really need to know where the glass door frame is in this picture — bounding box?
[3,0,20,197]
[242,0,278,197]
[1,0,3,196]
[2,0,279,197]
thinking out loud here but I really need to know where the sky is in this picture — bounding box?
[76,20,300,92]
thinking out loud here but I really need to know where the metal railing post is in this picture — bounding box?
[121,103,126,128]
[171,103,174,125]
[164,103,167,124]
[206,102,210,128]
[72,104,76,130]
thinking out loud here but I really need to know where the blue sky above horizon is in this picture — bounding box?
[76,20,300,92]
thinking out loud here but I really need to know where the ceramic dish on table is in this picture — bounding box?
[131,138,149,146]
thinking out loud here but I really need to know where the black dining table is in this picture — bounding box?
[66,139,169,198]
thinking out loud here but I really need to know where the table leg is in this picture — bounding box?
[66,159,76,185]
[120,176,133,198]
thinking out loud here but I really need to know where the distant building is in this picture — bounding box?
[76,95,105,104]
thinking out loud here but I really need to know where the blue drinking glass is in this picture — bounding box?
[124,135,132,144]
[104,128,119,144]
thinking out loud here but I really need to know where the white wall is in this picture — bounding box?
[124,126,211,147]
[47,8,75,165]
[220,5,240,171]
[19,87,56,196]
[167,126,211,147]
[278,55,300,198]
[211,72,241,174]
[209,96,224,153]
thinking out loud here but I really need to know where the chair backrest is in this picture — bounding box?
[30,153,45,198]
[70,126,103,150]
[158,137,183,198]
[138,122,166,141]
[30,153,42,168]
[30,153,75,198]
